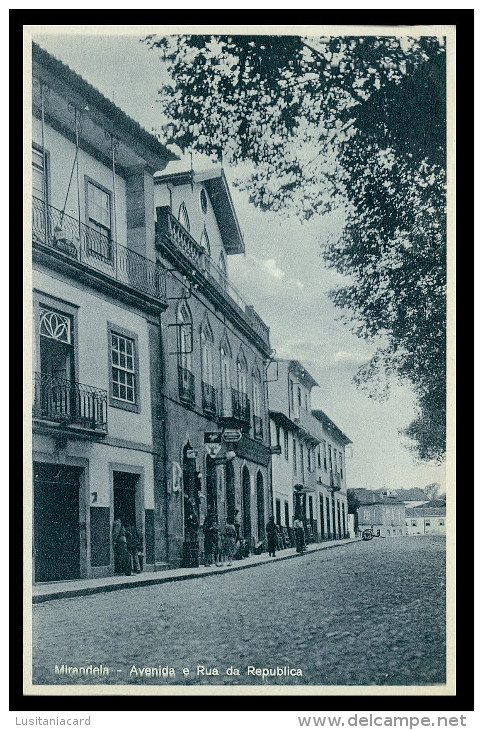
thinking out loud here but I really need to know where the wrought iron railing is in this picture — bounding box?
[329,470,341,491]
[201,381,217,416]
[33,372,108,432]
[156,207,270,345]
[32,197,166,301]
[253,415,264,440]
[178,366,195,406]
[231,388,250,423]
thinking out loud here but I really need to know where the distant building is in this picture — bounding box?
[406,506,446,535]
[268,360,351,545]
[395,487,430,509]
[354,489,406,537]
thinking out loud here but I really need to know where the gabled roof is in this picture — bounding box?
[32,43,178,169]
[287,360,319,389]
[154,167,245,254]
[311,409,352,445]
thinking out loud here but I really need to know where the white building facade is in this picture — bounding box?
[31,44,176,581]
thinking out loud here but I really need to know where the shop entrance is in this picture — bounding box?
[242,465,251,544]
[33,462,81,582]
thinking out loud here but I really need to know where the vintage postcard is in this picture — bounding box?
[23,23,456,697]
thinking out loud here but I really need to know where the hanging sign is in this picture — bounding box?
[222,429,242,443]
[186,449,199,459]
[204,431,222,444]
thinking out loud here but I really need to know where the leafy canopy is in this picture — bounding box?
[145,34,446,462]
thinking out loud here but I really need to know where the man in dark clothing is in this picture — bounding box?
[266,515,278,557]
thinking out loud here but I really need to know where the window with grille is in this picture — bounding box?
[33,146,47,201]
[284,430,289,460]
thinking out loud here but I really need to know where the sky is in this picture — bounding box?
[31,29,446,493]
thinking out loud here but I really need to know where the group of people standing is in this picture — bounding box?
[112,517,144,576]
[202,510,245,566]
[266,514,306,557]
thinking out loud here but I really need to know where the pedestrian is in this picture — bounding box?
[112,516,131,575]
[294,515,305,554]
[234,509,241,542]
[223,522,236,566]
[266,516,278,557]
[125,522,141,574]
[203,512,219,566]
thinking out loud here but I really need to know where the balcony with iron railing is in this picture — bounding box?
[201,381,217,417]
[32,197,166,303]
[231,388,251,424]
[253,415,264,441]
[33,372,108,434]
[156,207,270,347]
[178,365,195,407]
[329,470,341,491]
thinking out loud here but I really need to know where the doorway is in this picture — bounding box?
[205,455,217,520]
[34,462,81,582]
[256,471,265,541]
[225,460,235,525]
[242,465,251,544]
[113,471,138,526]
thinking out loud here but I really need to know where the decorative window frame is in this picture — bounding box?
[178,201,190,232]
[107,322,140,413]
[200,187,208,214]
[33,290,79,377]
[200,224,211,256]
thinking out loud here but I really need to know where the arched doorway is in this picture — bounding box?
[256,471,265,541]
[226,460,235,526]
[206,454,218,520]
[242,465,251,545]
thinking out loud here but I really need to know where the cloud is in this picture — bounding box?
[261,258,285,280]
[333,350,368,365]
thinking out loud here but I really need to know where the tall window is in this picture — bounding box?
[289,380,294,414]
[200,225,211,256]
[219,251,227,278]
[323,440,327,470]
[108,324,140,412]
[237,353,247,395]
[178,202,190,232]
[200,322,214,387]
[300,443,304,480]
[177,303,193,374]
[329,445,333,472]
[252,367,263,439]
[317,446,321,469]
[33,146,47,202]
[307,447,312,472]
[87,181,111,239]
[111,333,135,403]
[275,424,280,447]
[339,452,344,479]
[220,337,232,415]
[296,386,301,418]
[284,430,289,460]
[292,436,297,474]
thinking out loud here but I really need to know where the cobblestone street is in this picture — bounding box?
[32,536,445,688]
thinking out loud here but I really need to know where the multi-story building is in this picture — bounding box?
[354,488,406,537]
[268,360,351,544]
[31,44,177,582]
[312,409,351,541]
[154,167,272,566]
[405,506,446,535]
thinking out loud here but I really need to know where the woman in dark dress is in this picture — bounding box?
[266,516,278,557]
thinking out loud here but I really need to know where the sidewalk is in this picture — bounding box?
[32,537,361,603]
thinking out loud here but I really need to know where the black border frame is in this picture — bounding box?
[13,7,473,714]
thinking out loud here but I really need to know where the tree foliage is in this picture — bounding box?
[145,33,447,462]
